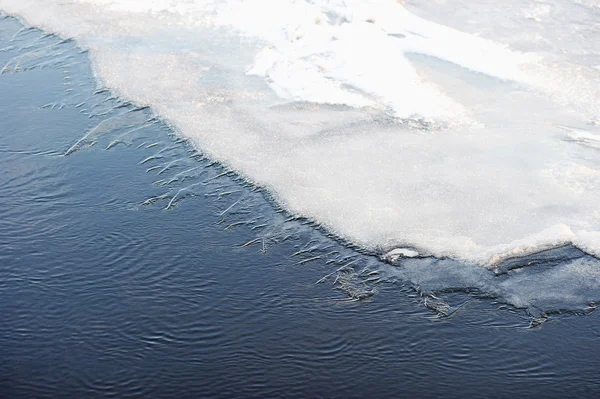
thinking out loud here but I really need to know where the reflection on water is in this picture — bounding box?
[2,15,600,399]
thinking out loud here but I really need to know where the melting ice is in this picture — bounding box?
[1,0,599,267]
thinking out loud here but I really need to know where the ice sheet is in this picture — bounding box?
[1,0,599,266]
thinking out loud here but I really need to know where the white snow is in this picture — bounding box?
[1,0,599,267]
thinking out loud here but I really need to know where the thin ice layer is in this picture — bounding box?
[0,0,599,265]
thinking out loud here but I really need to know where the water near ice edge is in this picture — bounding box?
[1,4,599,266]
[6,25,600,397]
[3,9,600,323]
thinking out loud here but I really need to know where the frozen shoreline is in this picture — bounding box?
[2,6,600,320]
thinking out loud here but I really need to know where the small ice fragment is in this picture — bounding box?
[384,248,419,263]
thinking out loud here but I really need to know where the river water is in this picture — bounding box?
[1,14,600,399]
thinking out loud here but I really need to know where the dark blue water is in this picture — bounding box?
[2,16,600,399]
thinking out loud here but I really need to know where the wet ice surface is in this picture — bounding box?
[3,14,600,398]
[1,0,600,265]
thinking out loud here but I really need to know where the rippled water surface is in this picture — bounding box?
[1,16,600,399]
